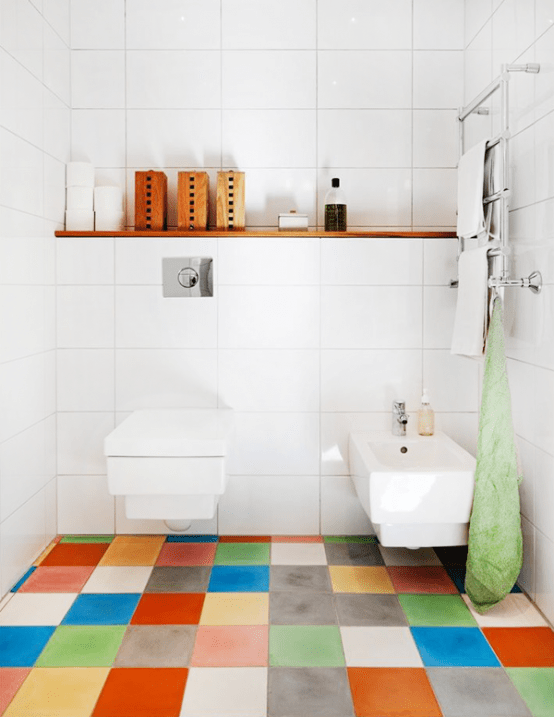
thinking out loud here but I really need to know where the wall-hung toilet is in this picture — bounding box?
[104,409,233,529]
[349,430,476,548]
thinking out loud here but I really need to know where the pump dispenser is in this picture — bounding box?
[324,177,347,231]
[418,389,435,436]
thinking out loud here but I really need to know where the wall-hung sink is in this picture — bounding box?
[349,431,476,548]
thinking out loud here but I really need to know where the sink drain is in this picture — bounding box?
[400,446,408,453]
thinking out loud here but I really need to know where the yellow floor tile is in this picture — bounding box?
[200,593,269,625]
[98,536,165,566]
[329,566,395,594]
[4,667,109,717]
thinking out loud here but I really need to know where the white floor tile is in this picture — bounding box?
[340,626,423,667]
[180,667,267,717]
[0,593,77,625]
[82,566,153,593]
[461,593,550,627]
[270,543,327,566]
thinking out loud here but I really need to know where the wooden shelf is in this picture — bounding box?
[55,229,456,238]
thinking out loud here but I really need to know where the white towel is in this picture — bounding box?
[451,246,490,358]
[457,139,488,240]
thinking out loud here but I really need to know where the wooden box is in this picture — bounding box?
[216,171,245,230]
[178,172,209,230]
[135,170,168,230]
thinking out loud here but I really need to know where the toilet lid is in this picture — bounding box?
[104,409,234,457]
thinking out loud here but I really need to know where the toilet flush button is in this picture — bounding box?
[178,267,199,288]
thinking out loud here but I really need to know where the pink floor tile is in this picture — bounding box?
[271,536,323,543]
[191,625,269,666]
[0,668,31,712]
[17,566,95,593]
[155,543,217,566]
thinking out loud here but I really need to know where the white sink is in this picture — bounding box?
[349,430,476,547]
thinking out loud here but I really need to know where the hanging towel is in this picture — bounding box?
[465,297,523,613]
[457,139,488,240]
[451,245,490,358]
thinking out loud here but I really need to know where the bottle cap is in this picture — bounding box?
[421,389,430,404]
[332,178,340,188]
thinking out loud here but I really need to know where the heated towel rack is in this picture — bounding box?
[453,63,542,294]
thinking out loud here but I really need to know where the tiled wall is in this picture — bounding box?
[0,0,70,596]
[464,0,554,624]
[69,0,464,231]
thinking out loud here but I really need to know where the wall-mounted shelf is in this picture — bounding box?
[55,230,457,238]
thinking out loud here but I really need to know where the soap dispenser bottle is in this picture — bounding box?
[418,389,435,436]
[324,177,347,231]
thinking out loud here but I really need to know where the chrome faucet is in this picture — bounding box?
[392,400,408,436]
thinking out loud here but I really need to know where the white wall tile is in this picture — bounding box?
[534,113,554,205]
[423,238,458,285]
[413,169,458,227]
[71,110,126,167]
[321,476,373,538]
[322,238,423,285]
[492,0,536,66]
[126,0,220,50]
[115,287,217,349]
[57,349,115,412]
[43,90,70,162]
[217,236,319,285]
[71,51,125,108]
[318,51,411,109]
[318,110,412,168]
[516,438,535,524]
[218,350,319,412]
[227,413,319,476]
[423,350,479,412]
[126,51,220,109]
[115,349,218,411]
[0,0,43,80]
[223,51,316,109]
[321,412,392,476]
[57,286,115,348]
[414,0,465,50]
[0,48,44,149]
[321,350,422,412]
[218,286,319,349]
[413,110,458,168]
[321,286,423,349]
[535,529,554,625]
[0,286,55,363]
[43,19,70,104]
[434,412,479,457]
[222,0,316,50]
[534,26,554,123]
[318,0,412,50]
[57,475,115,534]
[413,51,464,109]
[218,475,320,534]
[126,111,221,168]
[0,129,44,217]
[222,110,316,168]
[0,416,56,523]
[71,0,125,49]
[317,170,413,228]
[423,286,458,348]
[519,515,536,599]
[465,0,493,46]
[43,154,66,223]
[57,237,114,285]
[57,412,114,475]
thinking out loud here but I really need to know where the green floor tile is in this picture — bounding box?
[398,594,478,627]
[323,536,378,543]
[59,535,114,543]
[35,625,126,667]
[269,625,345,667]
[214,542,270,565]
[507,668,554,717]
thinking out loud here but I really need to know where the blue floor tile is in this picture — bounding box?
[208,565,270,592]
[11,567,36,592]
[411,627,501,667]
[166,535,218,543]
[61,593,141,625]
[0,626,56,666]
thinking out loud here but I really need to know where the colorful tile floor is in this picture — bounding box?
[1,534,553,717]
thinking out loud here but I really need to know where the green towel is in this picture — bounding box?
[465,297,523,613]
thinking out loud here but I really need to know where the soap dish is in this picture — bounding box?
[278,211,309,231]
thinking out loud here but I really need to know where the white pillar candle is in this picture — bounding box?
[66,186,94,210]
[65,210,95,231]
[95,211,125,232]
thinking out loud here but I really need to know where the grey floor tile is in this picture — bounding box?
[268,667,354,717]
[144,566,211,593]
[426,667,533,716]
[324,542,385,566]
[114,625,196,667]
[335,593,408,626]
[270,591,337,625]
[270,566,332,593]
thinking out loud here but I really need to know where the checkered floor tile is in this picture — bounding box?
[0,534,552,717]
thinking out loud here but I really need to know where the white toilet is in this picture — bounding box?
[104,409,233,529]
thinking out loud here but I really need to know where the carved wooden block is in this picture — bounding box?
[135,170,168,230]
[178,171,209,230]
[216,171,245,230]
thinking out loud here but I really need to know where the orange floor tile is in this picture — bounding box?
[348,667,442,717]
[483,626,554,666]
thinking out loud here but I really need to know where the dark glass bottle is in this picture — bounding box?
[324,177,347,231]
